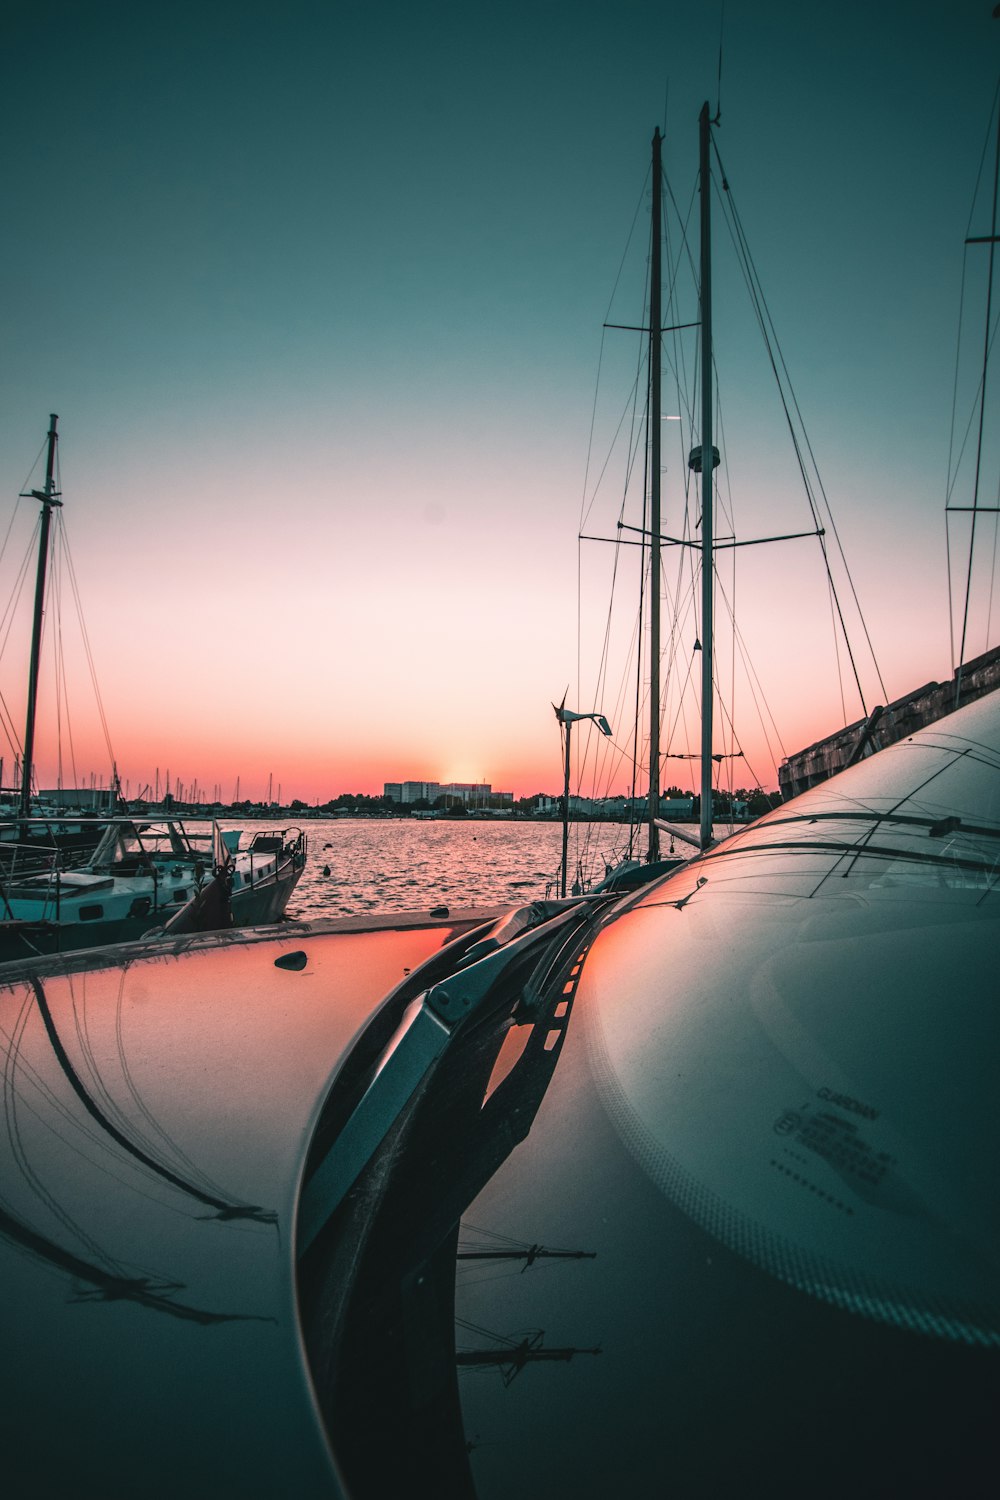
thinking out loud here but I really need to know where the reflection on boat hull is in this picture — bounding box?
[0,907,501,1497]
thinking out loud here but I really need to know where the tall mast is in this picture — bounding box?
[648,126,663,862]
[697,103,715,852]
[19,414,62,820]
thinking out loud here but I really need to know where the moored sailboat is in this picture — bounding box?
[0,816,306,961]
[567,99,884,892]
[0,416,116,864]
[0,418,309,960]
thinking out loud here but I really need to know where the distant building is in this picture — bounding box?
[38,786,118,812]
[383,779,513,809]
[661,797,695,818]
[402,781,439,804]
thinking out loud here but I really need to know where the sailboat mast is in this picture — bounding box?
[648,127,663,862]
[19,414,62,820]
[697,103,715,852]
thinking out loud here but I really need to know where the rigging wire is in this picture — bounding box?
[53,530,67,791]
[575,105,886,861]
[713,166,867,717]
[0,524,38,759]
[0,435,51,579]
[946,252,969,675]
[713,568,790,774]
[579,170,651,535]
[657,160,704,805]
[575,347,648,870]
[0,438,118,796]
[666,163,764,798]
[575,327,652,871]
[661,165,705,798]
[58,514,117,772]
[945,313,1000,654]
[581,152,700,869]
[575,165,661,877]
[825,566,849,729]
[986,466,1000,644]
[573,165,655,881]
[661,512,701,793]
[954,76,1000,690]
[712,140,888,718]
[711,380,741,796]
[946,78,1000,670]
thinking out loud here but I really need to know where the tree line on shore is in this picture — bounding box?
[117,785,780,820]
[255,786,783,819]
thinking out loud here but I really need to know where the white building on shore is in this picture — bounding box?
[383,780,512,809]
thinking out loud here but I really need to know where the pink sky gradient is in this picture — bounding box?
[2,3,997,805]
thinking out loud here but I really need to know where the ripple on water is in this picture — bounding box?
[283,818,660,921]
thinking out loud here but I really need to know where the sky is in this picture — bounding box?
[1,0,998,803]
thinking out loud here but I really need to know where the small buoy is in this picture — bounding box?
[322,864,331,876]
[274,950,308,971]
[430,904,449,917]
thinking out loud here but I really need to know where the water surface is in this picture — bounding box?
[282,817,658,919]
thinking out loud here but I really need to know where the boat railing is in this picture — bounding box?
[0,839,66,922]
[242,826,307,886]
[0,838,62,882]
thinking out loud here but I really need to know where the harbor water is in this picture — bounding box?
[275,816,707,920]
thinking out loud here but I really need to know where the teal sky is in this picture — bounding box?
[1,0,997,801]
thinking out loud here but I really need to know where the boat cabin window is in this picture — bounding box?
[78,904,104,921]
[171,889,189,903]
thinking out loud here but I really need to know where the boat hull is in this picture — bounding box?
[0,861,304,962]
[0,907,502,1496]
[299,693,1000,1497]
[0,824,307,962]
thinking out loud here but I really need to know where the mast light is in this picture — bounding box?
[688,446,720,473]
